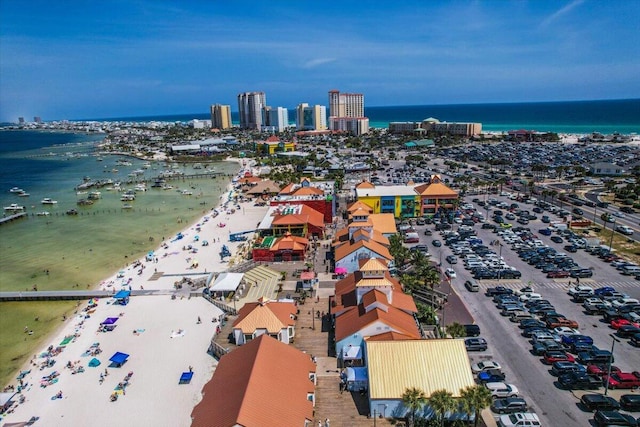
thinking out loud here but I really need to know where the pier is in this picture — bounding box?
[0,289,193,302]
[0,212,27,225]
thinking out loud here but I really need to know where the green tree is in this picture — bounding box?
[402,386,428,427]
[428,389,457,427]
[446,322,466,338]
[459,385,493,427]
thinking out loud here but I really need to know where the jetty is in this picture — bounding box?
[0,212,27,225]
[0,288,196,302]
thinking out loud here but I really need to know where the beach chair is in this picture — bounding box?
[179,372,193,384]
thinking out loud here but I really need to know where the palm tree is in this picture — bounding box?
[459,385,493,427]
[428,389,457,427]
[402,386,428,427]
[446,322,466,338]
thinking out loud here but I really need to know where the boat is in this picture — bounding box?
[120,194,135,201]
[121,204,133,209]
[4,203,25,212]
[66,209,78,215]
[9,187,24,193]
[141,162,151,169]
[77,199,94,206]
[36,211,51,216]
[134,184,147,192]
[41,198,58,205]
[180,190,193,196]
[17,191,30,197]
[88,191,101,200]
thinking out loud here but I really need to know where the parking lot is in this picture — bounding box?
[404,192,640,427]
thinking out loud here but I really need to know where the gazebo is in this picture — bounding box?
[113,290,130,306]
[109,352,130,367]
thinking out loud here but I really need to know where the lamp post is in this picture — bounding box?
[604,334,621,396]
[608,219,616,254]
[496,242,503,282]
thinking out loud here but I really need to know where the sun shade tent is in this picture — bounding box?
[109,352,130,367]
[179,372,194,384]
[209,272,244,293]
[334,267,348,275]
[88,358,101,367]
[345,367,369,392]
[113,290,130,305]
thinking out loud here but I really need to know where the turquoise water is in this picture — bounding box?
[81,98,640,135]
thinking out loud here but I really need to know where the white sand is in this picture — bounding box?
[2,165,271,426]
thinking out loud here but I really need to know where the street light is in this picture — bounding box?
[608,219,616,254]
[604,333,621,396]
[496,242,503,282]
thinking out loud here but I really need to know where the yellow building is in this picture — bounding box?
[255,136,296,155]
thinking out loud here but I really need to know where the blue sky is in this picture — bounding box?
[1,0,639,121]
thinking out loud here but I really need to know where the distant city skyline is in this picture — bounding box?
[1,0,639,122]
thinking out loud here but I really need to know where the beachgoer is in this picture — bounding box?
[189,365,193,373]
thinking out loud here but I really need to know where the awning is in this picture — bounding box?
[109,352,129,366]
[114,290,130,299]
[343,345,363,360]
[346,367,368,383]
[210,272,244,292]
[335,267,348,275]
[101,317,119,325]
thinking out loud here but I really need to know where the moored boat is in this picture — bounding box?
[4,203,25,212]
[9,187,24,193]
[41,198,58,205]
[36,211,51,216]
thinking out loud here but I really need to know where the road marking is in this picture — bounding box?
[477,280,639,290]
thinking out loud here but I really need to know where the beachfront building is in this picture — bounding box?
[237,91,266,130]
[252,232,309,262]
[254,135,296,155]
[328,89,369,135]
[272,177,336,223]
[389,118,482,137]
[354,176,458,218]
[262,106,289,133]
[210,104,232,130]
[365,340,475,421]
[331,260,421,366]
[191,334,316,427]
[232,298,297,346]
[256,204,325,238]
[296,103,328,131]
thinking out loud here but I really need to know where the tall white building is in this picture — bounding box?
[262,107,289,133]
[328,89,368,135]
[237,92,266,130]
[296,103,327,131]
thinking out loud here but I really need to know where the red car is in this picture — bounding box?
[587,364,621,377]
[603,372,640,389]
[547,270,570,278]
[611,318,640,330]
[543,351,576,365]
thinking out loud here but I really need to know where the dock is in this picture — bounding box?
[0,289,189,302]
[0,212,27,225]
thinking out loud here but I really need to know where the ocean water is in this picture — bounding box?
[0,130,240,383]
[83,98,640,135]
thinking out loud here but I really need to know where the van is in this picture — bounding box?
[510,311,533,323]
[404,232,420,243]
[465,280,480,292]
[501,305,523,316]
[621,265,640,276]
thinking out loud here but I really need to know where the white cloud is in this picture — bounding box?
[301,58,337,69]
[540,0,585,28]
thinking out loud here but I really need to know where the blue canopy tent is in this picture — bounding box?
[109,352,130,367]
[179,372,193,384]
[345,367,368,392]
[100,317,119,331]
[88,358,101,367]
[113,290,130,306]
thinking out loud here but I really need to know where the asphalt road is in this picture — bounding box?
[410,194,640,427]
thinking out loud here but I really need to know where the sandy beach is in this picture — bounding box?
[1,164,272,426]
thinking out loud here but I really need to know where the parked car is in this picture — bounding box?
[486,286,514,297]
[620,394,640,411]
[558,372,603,390]
[485,382,519,399]
[618,325,640,338]
[603,372,640,389]
[581,394,621,412]
[579,349,614,365]
[543,350,576,364]
[478,369,506,383]
[465,337,488,351]
[471,360,502,374]
[464,324,481,337]
[432,239,442,247]
[588,364,621,377]
[491,397,528,414]
[550,361,587,376]
[497,412,540,427]
[593,410,638,427]
[546,317,579,329]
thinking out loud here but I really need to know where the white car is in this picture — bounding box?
[612,211,626,218]
[445,268,456,279]
[485,382,519,399]
[497,412,540,427]
[612,297,640,308]
[471,360,502,374]
[567,285,594,296]
[552,327,580,336]
[519,293,542,302]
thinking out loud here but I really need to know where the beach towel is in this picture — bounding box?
[59,336,74,346]
[170,330,186,339]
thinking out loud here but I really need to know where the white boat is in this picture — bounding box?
[9,187,24,193]
[134,184,147,192]
[88,191,101,200]
[36,211,50,216]
[120,194,135,201]
[4,203,25,212]
[41,198,58,205]
[17,191,30,197]
[180,190,193,196]
[121,204,133,209]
